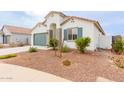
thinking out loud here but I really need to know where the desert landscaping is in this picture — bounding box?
[0,49,124,82]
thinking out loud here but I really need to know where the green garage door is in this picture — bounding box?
[33,33,47,46]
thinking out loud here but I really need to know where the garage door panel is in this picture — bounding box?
[33,33,47,46]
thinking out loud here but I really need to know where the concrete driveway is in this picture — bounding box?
[0,63,70,82]
[0,46,30,56]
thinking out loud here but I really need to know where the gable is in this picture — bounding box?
[61,17,105,35]
[2,26,12,35]
[45,11,66,19]
[44,12,65,28]
[32,23,47,34]
[61,17,93,29]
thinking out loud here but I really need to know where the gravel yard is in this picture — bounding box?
[2,50,124,82]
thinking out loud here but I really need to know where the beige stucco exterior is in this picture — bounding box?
[31,11,112,51]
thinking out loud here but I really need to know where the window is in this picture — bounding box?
[64,27,83,41]
[67,28,78,40]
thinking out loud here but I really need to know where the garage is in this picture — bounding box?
[33,33,47,46]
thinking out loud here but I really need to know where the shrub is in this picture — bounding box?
[112,38,124,54]
[112,56,124,68]
[17,42,24,47]
[60,45,70,53]
[0,44,3,48]
[62,60,71,66]
[9,43,16,47]
[29,47,38,53]
[75,37,91,53]
[49,38,58,50]
[0,54,17,59]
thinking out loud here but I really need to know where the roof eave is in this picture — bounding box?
[94,21,105,35]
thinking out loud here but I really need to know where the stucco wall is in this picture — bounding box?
[0,35,3,44]
[99,35,112,49]
[61,18,95,50]
[93,24,112,49]
[45,14,63,29]
[11,33,31,45]
[93,24,104,49]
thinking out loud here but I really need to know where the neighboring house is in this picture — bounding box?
[31,11,112,51]
[0,31,3,44]
[0,25,31,45]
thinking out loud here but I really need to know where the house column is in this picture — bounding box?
[56,28,62,42]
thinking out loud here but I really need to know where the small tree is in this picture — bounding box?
[112,38,124,54]
[75,37,91,53]
[49,38,58,50]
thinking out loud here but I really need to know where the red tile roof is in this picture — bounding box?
[4,25,31,35]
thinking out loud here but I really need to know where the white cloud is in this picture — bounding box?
[25,11,48,16]
[24,11,49,21]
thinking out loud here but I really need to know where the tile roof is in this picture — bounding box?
[3,25,31,35]
[45,11,66,19]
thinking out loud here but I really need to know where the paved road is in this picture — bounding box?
[0,46,30,56]
[0,63,70,82]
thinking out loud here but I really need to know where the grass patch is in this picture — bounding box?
[60,45,70,53]
[28,47,38,53]
[62,60,71,66]
[0,54,17,59]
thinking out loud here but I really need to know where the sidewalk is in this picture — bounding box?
[0,63,70,82]
[0,46,30,56]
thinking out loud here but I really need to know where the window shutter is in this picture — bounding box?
[78,28,83,38]
[64,29,67,40]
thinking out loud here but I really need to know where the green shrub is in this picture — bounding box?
[75,37,91,53]
[62,60,71,66]
[60,45,70,53]
[112,38,124,54]
[29,47,38,53]
[0,54,17,59]
[49,38,58,50]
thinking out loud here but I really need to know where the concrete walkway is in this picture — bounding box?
[0,46,30,56]
[96,77,113,82]
[0,63,70,82]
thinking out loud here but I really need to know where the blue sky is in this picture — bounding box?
[0,11,124,36]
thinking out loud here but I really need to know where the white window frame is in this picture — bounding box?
[67,27,78,41]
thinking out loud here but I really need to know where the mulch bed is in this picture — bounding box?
[2,50,124,82]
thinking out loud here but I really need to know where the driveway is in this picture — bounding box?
[0,46,30,56]
[0,63,70,82]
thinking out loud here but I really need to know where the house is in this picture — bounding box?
[0,25,31,45]
[0,31,3,44]
[31,11,112,51]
